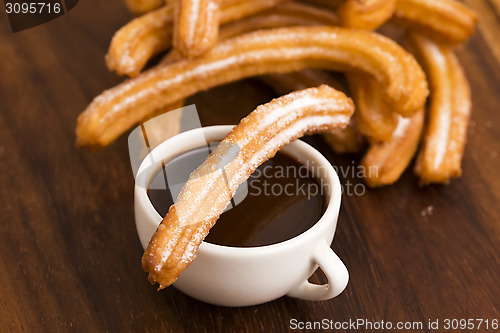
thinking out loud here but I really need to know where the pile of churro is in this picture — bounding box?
[77,0,477,187]
[75,0,477,286]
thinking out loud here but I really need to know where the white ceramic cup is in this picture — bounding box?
[134,126,349,307]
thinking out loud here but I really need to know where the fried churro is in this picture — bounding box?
[173,0,220,58]
[406,33,472,184]
[337,0,397,30]
[161,1,340,65]
[142,85,355,288]
[107,0,285,77]
[361,109,424,187]
[304,0,477,43]
[106,5,175,77]
[392,0,477,44]
[346,73,398,143]
[79,27,428,149]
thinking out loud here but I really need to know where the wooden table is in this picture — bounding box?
[1,1,499,332]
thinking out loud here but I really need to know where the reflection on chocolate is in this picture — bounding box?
[147,147,326,247]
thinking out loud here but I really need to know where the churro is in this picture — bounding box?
[346,73,398,143]
[107,0,285,77]
[337,0,397,30]
[392,0,477,44]
[142,85,355,288]
[160,1,340,65]
[361,109,424,187]
[106,4,175,77]
[173,0,220,58]
[406,33,472,184]
[78,26,428,149]
[304,0,477,43]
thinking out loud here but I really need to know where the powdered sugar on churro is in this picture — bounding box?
[392,115,412,139]
[426,41,451,171]
[187,0,201,43]
[172,87,352,228]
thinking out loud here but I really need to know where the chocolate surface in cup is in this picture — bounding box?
[147,147,326,247]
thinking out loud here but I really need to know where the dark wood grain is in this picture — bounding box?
[464,0,500,64]
[0,1,499,332]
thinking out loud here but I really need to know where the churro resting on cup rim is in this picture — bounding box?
[142,86,355,287]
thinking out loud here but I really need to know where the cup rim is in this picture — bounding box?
[135,125,342,256]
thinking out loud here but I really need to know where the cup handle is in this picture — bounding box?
[287,241,349,301]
